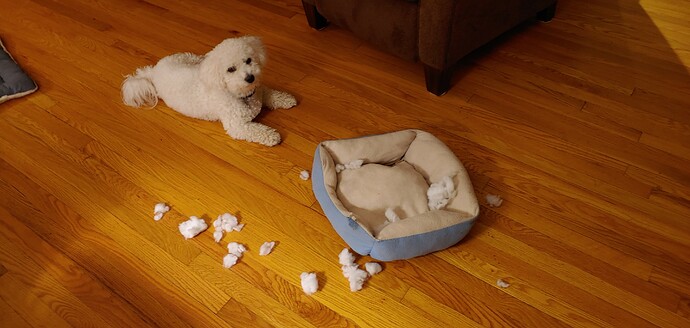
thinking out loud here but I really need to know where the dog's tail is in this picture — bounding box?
[121,65,158,108]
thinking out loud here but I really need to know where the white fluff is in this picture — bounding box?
[259,241,275,256]
[339,249,370,292]
[215,213,243,236]
[486,194,504,207]
[213,213,244,242]
[213,230,224,243]
[299,170,310,180]
[223,254,239,268]
[178,216,208,239]
[342,265,369,292]
[427,176,457,210]
[227,242,247,257]
[335,159,364,173]
[218,213,239,228]
[365,262,382,276]
[341,264,358,278]
[338,248,356,266]
[300,272,318,295]
[153,202,170,221]
[497,278,510,288]
[384,208,400,222]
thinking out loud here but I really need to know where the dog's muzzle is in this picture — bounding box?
[241,89,256,100]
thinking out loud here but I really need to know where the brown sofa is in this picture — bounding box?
[302,0,557,95]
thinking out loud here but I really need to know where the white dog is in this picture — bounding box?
[121,36,296,146]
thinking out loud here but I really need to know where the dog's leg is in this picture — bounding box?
[261,87,297,110]
[222,119,281,146]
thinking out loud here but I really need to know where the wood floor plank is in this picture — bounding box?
[436,244,613,327]
[0,274,72,328]
[0,116,232,314]
[0,206,154,328]
[0,297,31,328]
[401,287,485,328]
[483,185,654,281]
[190,254,320,328]
[0,214,115,328]
[479,209,679,310]
[390,257,569,328]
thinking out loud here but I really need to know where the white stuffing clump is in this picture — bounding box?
[427,176,457,210]
[497,278,510,288]
[342,265,369,292]
[259,241,276,256]
[339,248,356,266]
[227,242,247,257]
[338,248,370,292]
[212,213,244,243]
[178,216,208,239]
[300,272,319,295]
[223,242,247,269]
[213,231,224,243]
[486,194,504,207]
[299,170,310,180]
[335,159,364,173]
[223,254,239,268]
[384,208,400,223]
[365,262,382,276]
[153,202,170,221]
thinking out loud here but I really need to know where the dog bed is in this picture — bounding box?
[0,38,37,104]
[312,129,480,261]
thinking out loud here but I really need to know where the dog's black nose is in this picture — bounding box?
[244,74,255,83]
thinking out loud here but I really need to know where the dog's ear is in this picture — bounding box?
[240,36,267,65]
[199,51,224,89]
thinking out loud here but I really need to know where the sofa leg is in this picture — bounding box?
[302,1,329,30]
[537,2,557,22]
[424,65,452,96]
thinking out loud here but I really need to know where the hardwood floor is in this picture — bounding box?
[1,0,689,326]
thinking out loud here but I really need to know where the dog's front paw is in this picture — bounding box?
[270,91,297,109]
[261,129,282,146]
[282,94,297,109]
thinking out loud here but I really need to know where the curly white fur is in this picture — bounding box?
[121,36,297,146]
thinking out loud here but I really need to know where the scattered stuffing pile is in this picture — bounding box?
[338,248,382,292]
[335,159,364,173]
[259,241,276,256]
[155,203,395,295]
[299,170,310,180]
[300,272,319,295]
[178,216,208,239]
[212,213,245,243]
[486,194,504,207]
[153,202,170,221]
[427,176,457,210]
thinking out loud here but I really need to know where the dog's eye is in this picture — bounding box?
[227,66,236,73]
[245,58,252,64]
